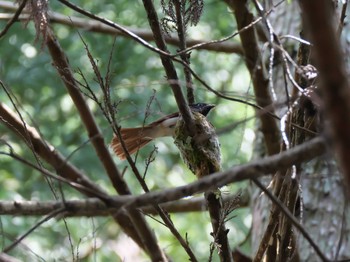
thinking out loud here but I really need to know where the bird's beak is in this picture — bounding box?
[203,104,216,116]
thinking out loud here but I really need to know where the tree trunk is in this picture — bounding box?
[251,0,350,260]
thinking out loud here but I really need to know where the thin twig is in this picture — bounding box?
[226,0,281,155]
[252,171,287,261]
[252,178,329,262]
[0,136,326,215]
[0,102,149,252]
[173,37,318,138]
[338,0,348,36]
[0,149,110,200]
[0,0,27,38]
[56,0,170,58]
[45,29,165,260]
[0,11,243,54]
[205,190,233,261]
[173,0,195,104]
[141,0,196,136]
[79,35,197,260]
[173,7,266,58]
[0,102,105,196]
[3,208,66,253]
[118,137,325,211]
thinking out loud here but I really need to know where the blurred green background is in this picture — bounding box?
[0,0,255,261]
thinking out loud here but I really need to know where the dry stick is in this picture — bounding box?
[252,171,288,262]
[119,137,325,214]
[3,138,324,218]
[299,0,350,198]
[252,178,329,262]
[3,208,66,253]
[0,1,243,54]
[172,57,318,138]
[45,32,127,194]
[45,30,165,261]
[0,103,144,251]
[225,0,280,156]
[205,190,233,262]
[151,204,198,261]
[252,2,302,260]
[173,0,195,104]
[1,149,111,200]
[80,32,197,261]
[1,135,325,216]
[337,0,348,36]
[0,103,104,196]
[173,1,230,260]
[141,0,195,136]
[79,25,196,260]
[142,1,231,260]
[0,0,27,38]
[0,193,247,217]
[110,124,198,260]
[59,0,194,136]
[127,163,198,261]
[118,106,197,259]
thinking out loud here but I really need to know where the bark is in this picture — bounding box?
[250,0,350,261]
[45,29,166,261]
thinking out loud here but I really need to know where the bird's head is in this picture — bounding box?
[190,103,215,116]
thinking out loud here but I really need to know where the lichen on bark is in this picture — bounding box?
[173,112,221,178]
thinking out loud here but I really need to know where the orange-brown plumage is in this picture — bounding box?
[111,113,178,159]
[111,103,215,160]
[111,127,154,160]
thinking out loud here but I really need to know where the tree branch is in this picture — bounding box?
[0,0,27,38]
[115,136,326,211]
[0,123,325,217]
[45,29,165,260]
[0,102,104,195]
[0,3,243,54]
[0,101,152,253]
[3,208,65,253]
[299,0,350,197]
[173,0,195,104]
[141,0,195,136]
[224,0,281,155]
[252,178,329,262]
[0,193,246,217]
[0,253,21,262]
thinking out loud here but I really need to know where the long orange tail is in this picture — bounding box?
[111,127,153,160]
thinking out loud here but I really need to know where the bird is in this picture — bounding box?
[111,103,215,160]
